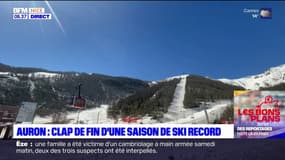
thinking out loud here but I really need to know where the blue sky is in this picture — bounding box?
[0,1,284,81]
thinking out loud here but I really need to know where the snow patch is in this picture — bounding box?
[165,74,189,81]
[28,80,35,99]
[219,64,285,90]
[28,72,61,78]
[33,105,115,124]
[0,72,19,81]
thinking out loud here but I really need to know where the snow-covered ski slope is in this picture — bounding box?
[166,101,231,124]
[33,105,115,124]
[162,76,190,121]
[160,75,232,124]
[33,101,230,124]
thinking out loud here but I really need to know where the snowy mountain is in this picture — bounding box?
[219,64,285,90]
[1,62,285,121]
[0,63,148,116]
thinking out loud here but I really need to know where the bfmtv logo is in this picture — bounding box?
[13,7,51,20]
[13,8,45,14]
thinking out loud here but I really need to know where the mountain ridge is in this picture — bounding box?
[219,64,285,90]
[0,63,149,116]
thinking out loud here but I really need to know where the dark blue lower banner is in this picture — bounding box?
[0,139,284,160]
